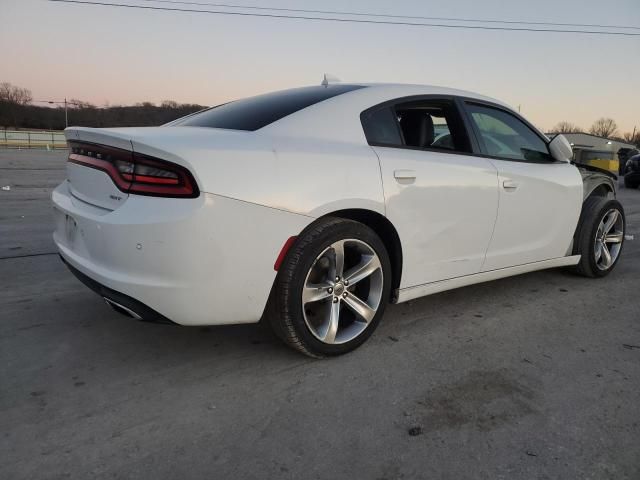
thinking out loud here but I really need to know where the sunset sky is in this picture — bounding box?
[3,0,639,133]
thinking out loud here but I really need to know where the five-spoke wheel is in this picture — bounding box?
[594,209,624,271]
[268,217,391,357]
[302,239,383,344]
[573,196,625,278]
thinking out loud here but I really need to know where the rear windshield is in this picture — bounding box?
[171,84,365,131]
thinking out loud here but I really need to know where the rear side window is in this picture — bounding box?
[466,103,551,162]
[361,98,472,153]
[172,84,365,131]
[395,100,471,152]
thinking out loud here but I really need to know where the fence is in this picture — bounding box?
[0,130,67,149]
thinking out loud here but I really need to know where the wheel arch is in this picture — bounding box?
[570,182,617,256]
[585,183,614,199]
[318,208,403,301]
[582,174,615,202]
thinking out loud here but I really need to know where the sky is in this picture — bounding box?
[2,0,639,133]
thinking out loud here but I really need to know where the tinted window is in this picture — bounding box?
[361,107,402,145]
[466,103,550,161]
[172,84,365,131]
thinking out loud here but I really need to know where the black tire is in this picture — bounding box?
[624,177,639,189]
[571,196,625,278]
[268,217,391,358]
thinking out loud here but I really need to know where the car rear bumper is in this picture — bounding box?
[52,181,310,325]
[60,255,176,324]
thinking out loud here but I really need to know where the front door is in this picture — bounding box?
[462,102,583,271]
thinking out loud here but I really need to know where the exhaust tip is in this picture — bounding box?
[104,298,143,320]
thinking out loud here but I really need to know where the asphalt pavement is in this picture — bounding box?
[1,149,639,479]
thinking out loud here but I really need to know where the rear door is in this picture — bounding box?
[363,97,499,288]
[461,102,583,271]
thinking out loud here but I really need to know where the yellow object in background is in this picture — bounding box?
[586,159,619,173]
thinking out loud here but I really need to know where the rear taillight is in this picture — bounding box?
[68,141,199,198]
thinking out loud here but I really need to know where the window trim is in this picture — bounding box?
[359,95,477,157]
[458,98,560,164]
[360,94,565,165]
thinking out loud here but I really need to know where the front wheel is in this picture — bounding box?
[268,217,391,358]
[572,197,625,278]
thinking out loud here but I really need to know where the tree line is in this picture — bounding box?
[550,118,638,145]
[1,81,638,147]
[0,82,205,130]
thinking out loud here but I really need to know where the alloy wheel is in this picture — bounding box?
[302,239,384,344]
[594,208,624,270]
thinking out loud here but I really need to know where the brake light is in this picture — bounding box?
[68,142,199,198]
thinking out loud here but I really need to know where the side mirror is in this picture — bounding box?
[548,134,573,162]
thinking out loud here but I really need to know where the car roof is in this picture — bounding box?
[261,82,514,142]
[348,82,509,107]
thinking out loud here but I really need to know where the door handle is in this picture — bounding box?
[502,180,519,190]
[394,169,416,180]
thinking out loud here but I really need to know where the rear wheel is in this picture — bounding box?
[572,197,625,278]
[269,217,391,357]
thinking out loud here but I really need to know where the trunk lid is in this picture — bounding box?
[64,129,134,211]
[63,125,264,209]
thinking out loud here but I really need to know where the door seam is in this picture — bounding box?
[479,160,501,271]
[369,146,387,217]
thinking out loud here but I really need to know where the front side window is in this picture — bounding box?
[466,103,551,162]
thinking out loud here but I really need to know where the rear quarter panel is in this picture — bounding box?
[132,132,386,219]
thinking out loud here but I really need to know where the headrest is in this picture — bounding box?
[401,110,434,148]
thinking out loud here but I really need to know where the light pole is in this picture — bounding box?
[34,98,79,128]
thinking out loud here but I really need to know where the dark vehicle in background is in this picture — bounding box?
[618,147,639,176]
[624,154,640,189]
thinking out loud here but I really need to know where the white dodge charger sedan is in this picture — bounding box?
[53,83,625,357]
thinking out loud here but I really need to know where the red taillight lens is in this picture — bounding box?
[127,155,196,197]
[68,141,199,198]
